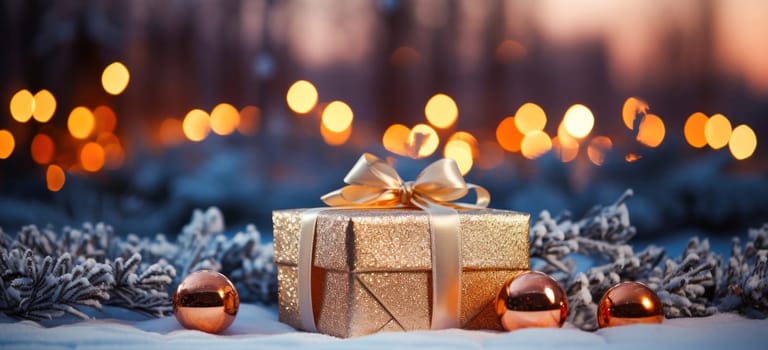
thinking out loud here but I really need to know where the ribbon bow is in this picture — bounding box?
[297,154,490,333]
[321,153,490,209]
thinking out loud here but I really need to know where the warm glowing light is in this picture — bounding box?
[588,136,613,166]
[408,124,439,158]
[444,139,474,175]
[321,101,354,133]
[424,93,458,129]
[562,104,594,139]
[705,114,732,149]
[320,123,352,146]
[622,97,649,130]
[383,124,411,157]
[640,297,653,311]
[182,109,211,142]
[160,118,185,146]
[477,141,505,170]
[238,106,260,135]
[10,89,35,123]
[46,165,66,192]
[32,90,56,123]
[97,132,125,169]
[210,103,241,136]
[93,105,117,133]
[684,112,709,148]
[636,114,665,148]
[552,136,579,163]
[80,142,105,172]
[729,125,757,160]
[390,46,421,66]
[286,80,318,114]
[67,107,95,140]
[520,130,552,159]
[625,153,643,162]
[496,116,525,152]
[0,130,15,159]
[101,62,130,95]
[495,40,527,63]
[514,102,547,134]
[447,131,479,158]
[31,134,55,164]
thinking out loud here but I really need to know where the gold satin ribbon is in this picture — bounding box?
[298,153,490,332]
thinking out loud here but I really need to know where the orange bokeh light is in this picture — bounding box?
[552,136,579,163]
[425,93,459,129]
[67,106,95,140]
[10,89,35,123]
[622,97,649,130]
[444,139,474,175]
[31,133,55,165]
[587,136,613,165]
[684,112,709,148]
[210,103,240,136]
[321,123,352,146]
[496,116,525,152]
[160,118,185,146]
[383,124,411,157]
[0,129,15,159]
[93,105,117,133]
[520,130,552,159]
[636,114,665,148]
[729,124,757,160]
[32,89,56,123]
[46,165,66,192]
[101,61,130,95]
[286,80,318,114]
[514,102,547,134]
[321,101,354,133]
[408,124,439,158]
[447,131,479,158]
[705,114,732,149]
[182,109,211,142]
[238,105,261,135]
[562,104,594,139]
[80,142,105,172]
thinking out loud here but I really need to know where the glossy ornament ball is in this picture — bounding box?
[174,270,239,333]
[598,281,663,328]
[496,271,568,331]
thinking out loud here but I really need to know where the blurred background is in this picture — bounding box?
[1,0,767,246]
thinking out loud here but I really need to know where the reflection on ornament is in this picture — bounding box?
[174,270,239,333]
[495,271,568,331]
[598,281,663,328]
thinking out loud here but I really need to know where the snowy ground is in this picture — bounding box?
[1,303,766,350]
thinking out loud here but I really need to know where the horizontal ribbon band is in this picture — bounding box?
[297,153,489,332]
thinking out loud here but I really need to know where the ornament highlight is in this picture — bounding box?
[598,281,663,328]
[496,271,568,331]
[174,270,239,333]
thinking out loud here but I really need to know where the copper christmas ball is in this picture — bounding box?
[598,281,663,328]
[173,270,239,333]
[495,271,568,331]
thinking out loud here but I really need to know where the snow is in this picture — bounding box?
[1,304,766,350]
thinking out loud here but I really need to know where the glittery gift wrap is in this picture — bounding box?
[273,208,530,338]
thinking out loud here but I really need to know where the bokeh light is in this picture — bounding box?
[46,165,66,192]
[286,80,318,114]
[160,118,185,146]
[636,114,665,147]
[0,130,15,159]
[562,104,594,139]
[729,124,757,160]
[32,89,56,123]
[622,97,649,130]
[444,139,473,175]
[704,113,732,149]
[97,132,125,169]
[320,123,351,146]
[408,124,439,158]
[101,61,130,95]
[93,105,117,133]
[495,40,527,63]
[182,109,211,142]
[552,136,579,162]
[67,106,95,140]
[424,93,458,129]
[447,131,479,158]
[514,102,547,134]
[31,134,55,165]
[383,124,411,157]
[210,103,241,136]
[10,89,35,123]
[238,105,260,135]
[321,101,353,133]
[496,116,525,152]
[625,153,643,162]
[80,142,105,172]
[587,136,613,165]
[684,112,709,148]
[520,130,552,159]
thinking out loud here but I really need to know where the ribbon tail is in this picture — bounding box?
[419,201,462,329]
[298,208,323,332]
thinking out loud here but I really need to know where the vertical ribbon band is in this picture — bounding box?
[296,154,489,332]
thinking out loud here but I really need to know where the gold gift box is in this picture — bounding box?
[273,208,530,338]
